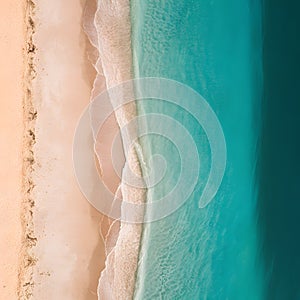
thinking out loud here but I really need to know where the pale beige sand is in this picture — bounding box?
[28,0,105,299]
[0,1,25,298]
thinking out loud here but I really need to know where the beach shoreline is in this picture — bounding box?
[83,0,146,298]
[0,0,143,298]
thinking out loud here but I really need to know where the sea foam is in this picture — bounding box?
[83,1,145,299]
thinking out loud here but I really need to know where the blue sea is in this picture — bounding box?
[129,0,300,299]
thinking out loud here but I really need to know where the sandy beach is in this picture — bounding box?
[0,1,25,298]
[29,0,105,298]
[0,0,143,298]
[1,0,106,299]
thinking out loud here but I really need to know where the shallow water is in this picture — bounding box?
[131,0,264,298]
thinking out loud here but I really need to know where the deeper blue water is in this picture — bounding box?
[130,1,265,299]
[256,1,300,299]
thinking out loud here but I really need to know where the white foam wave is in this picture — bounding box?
[83,1,145,299]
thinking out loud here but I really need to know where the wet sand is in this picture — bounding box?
[89,1,146,298]
[0,1,25,298]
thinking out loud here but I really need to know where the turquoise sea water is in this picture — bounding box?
[130,1,264,299]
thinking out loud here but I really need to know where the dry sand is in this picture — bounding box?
[0,1,25,298]
[29,0,105,299]
[1,0,106,299]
